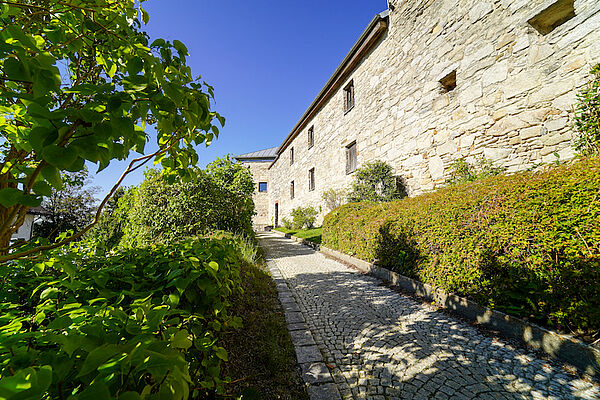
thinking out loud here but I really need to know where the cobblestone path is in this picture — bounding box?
[258,233,600,400]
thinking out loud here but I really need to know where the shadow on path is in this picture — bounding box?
[258,233,599,400]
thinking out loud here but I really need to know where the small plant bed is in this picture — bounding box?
[275,227,323,245]
[220,257,309,399]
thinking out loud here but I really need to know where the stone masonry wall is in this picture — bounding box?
[268,0,600,226]
[242,161,272,231]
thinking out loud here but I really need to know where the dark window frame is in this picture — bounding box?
[290,180,295,199]
[344,80,355,113]
[290,147,294,165]
[258,182,268,193]
[346,142,357,174]
[308,168,315,191]
[308,126,314,149]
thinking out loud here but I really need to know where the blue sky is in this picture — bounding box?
[93,0,388,195]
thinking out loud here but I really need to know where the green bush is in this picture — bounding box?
[574,64,600,155]
[348,160,406,202]
[446,156,505,186]
[281,217,293,230]
[323,157,600,333]
[90,156,255,250]
[0,237,243,399]
[290,206,318,229]
[321,188,347,211]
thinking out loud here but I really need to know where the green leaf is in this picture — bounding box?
[78,345,120,377]
[41,145,78,169]
[171,330,192,349]
[41,165,63,189]
[33,181,52,197]
[213,346,228,361]
[4,57,31,82]
[77,382,111,400]
[118,392,142,400]
[0,188,23,207]
[173,40,188,56]
[47,315,72,330]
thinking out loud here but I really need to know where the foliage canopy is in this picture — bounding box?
[347,160,406,203]
[0,0,223,257]
[574,64,600,155]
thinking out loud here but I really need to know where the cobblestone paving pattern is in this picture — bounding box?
[258,233,600,400]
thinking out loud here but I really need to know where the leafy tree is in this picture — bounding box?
[322,188,347,211]
[84,186,127,250]
[95,157,256,250]
[0,1,223,260]
[290,206,318,229]
[348,160,406,203]
[574,64,600,155]
[34,168,98,239]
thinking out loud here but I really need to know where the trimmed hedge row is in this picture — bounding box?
[323,157,600,333]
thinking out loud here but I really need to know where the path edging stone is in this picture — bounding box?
[318,245,600,377]
[266,262,341,400]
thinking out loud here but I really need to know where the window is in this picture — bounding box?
[344,80,355,112]
[258,182,268,192]
[290,181,295,199]
[290,147,294,165]
[308,126,314,149]
[346,142,357,174]
[308,168,315,191]
[528,0,575,35]
[440,70,457,92]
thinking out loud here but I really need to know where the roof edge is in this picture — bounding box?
[269,10,390,169]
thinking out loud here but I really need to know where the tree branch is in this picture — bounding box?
[0,132,181,263]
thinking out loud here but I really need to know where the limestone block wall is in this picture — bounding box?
[268,0,600,226]
[242,161,272,230]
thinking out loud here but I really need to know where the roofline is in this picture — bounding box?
[269,10,389,170]
[236,157,277,162]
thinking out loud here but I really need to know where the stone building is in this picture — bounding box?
[235,147,278,231]
[239,0,600,229]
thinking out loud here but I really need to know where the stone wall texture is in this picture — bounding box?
[243,161,272,230]
[265,0,600,225]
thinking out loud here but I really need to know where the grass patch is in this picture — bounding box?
[220,255,308,399]
[274,227,322,244]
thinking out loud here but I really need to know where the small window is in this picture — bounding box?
[440,70,457,92]
[346,142,357,174]
[308,168,315,191]
[344,80,355,112]
[528,0,575,35]
[258,182,268,193]
[290,181,295,199]
[290,147,294,165]
[308,126,314,149]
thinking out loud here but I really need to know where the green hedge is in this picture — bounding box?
[0,237,243,399]
[323,157,600,333]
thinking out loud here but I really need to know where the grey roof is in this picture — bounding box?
[235,146,279,161]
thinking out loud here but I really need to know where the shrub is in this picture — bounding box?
[348,160,406,202]
[90,156,255,250]
[446,156,505,186]
[281,217,293,230]
[0,237,243,398]
[322,188,347,211]
[574,64,600,155]
[290,206,319,229]
[323,157,600,333]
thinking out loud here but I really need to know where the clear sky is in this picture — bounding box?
[93,0,388,196]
